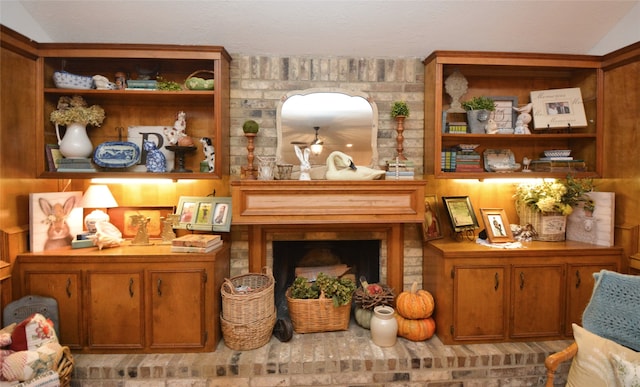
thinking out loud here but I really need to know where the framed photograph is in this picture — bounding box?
[422,194,443,241]
[29,191,84,252]
[530,87,588,129]
[45,144,62,172]
[442,196,479,233]
[107,206,175,238]
[489,96,518,130]
[480,208,515,243]
[176,196,232,232]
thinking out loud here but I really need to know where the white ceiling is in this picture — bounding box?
[2,1,639,57]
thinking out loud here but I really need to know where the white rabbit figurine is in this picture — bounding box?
[294,145,311,180]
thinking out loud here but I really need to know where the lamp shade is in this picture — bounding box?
[81,185,118,232]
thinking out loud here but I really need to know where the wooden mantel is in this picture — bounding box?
[231,180,426,292]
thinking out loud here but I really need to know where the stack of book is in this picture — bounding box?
[441,149,457,172]
[446,122,468,133]
[171,234,222,253]
[385,159,415,180]
[455,147,483,172]
[56,158,96,172]
[125,80,157,90]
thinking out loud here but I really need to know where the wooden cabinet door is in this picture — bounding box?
[86,270,144,349]
[565,263,617,336]
[149,269,207,349]
[510,264,564,338]
[23,270,83,349]
[452,265,507,341]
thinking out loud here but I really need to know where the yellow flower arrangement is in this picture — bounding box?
[50,95,105,127]
[515,176,594,216]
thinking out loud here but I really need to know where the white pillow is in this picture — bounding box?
[610,353,640,387]
[567,324,640,387]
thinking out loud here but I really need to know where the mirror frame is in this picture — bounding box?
[276,87,379,169]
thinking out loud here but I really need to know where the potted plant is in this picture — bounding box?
[390,101,410,118]
[50,95,105,158]
[462,96,496,134]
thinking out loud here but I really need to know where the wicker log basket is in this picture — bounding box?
[286,289,352,333]
[56,346,74,387]
[220,308,276,351]
[221,268,274,324]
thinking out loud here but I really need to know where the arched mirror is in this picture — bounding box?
[276,88,379,178]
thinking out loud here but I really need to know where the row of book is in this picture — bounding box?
[171,234,222,253]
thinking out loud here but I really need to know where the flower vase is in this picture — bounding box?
[370,305,397,347]
[56,122,93,159]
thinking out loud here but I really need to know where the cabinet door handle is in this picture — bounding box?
[494,272,499,291]
[66,278,72,298]
[520,272,525,290]
[575,270,581,289]
[157,278,162,296]
[129,278,134,298]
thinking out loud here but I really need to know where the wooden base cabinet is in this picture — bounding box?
[15,243,229,353]
[424,239,620,344]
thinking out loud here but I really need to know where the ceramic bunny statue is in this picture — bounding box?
[294,145,311,180]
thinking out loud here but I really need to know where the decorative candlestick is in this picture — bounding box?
[395,116,407,161]
[244,132,257,179]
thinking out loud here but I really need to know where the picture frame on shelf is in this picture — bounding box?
[176,196,232,232]
[480,208,515,243]
[488,96,518,130]
[442,196,479,233]
[45,144,62,172]
[107,206,175,238]
[423,194,443,241]
[530,87,588,130]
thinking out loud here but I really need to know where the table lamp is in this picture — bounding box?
[81,185,118,233]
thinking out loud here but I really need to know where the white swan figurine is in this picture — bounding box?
[325,151,385,180]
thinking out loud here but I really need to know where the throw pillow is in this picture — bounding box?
[582,270,640,352]
[0,323,16,347]
[1,341,61,382]
[610,353,640,387]
[9,314,58,352]
[566,324,640,387]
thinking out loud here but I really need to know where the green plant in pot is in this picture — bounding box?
[242,119,260,134]
[390,101,410,118]
[462,96,496,134]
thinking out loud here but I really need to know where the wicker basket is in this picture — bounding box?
[184,70,215,90]
[286,289,352,333]
[221,268,274,324]
[516,201,567,241]
[56,346,74,387]
[220,308,276,350]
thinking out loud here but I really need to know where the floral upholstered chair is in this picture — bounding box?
[545,270,640,386]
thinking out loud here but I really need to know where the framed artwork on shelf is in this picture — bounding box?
[107,206,175,238]
[175,196,232,232]
[489,96,518,130]
[29,191,84,252]
[442,196,479,233]
[530,87,588,130]
[480,208,515,243]
[45,144,62,172]
[423,194,443,241]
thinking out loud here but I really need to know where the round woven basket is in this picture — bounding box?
[286,289,352,333]
[220,308,276,350]
[221,268,274,324]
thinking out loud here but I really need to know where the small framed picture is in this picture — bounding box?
[45,144,62,172]
[530,87,588,129]
[442,196,479,233]
[107,206,175,238]
[423,194,443,241]
[480,208,515,243]
[176,196,232,232]
[489,96,518,130]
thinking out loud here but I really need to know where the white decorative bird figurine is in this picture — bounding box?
[325,151,385,180]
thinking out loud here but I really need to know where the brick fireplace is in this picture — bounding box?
[230,180,425,293]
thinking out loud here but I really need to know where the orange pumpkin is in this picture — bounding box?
[395,282,434,319]
[395,314,436,341]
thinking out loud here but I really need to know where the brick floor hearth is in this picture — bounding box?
[71,321,572,386]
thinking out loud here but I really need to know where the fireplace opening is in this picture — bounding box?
[273,240,380,318]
